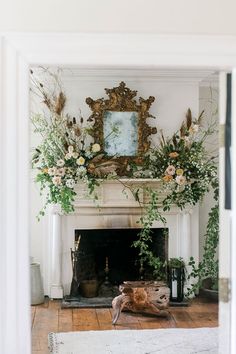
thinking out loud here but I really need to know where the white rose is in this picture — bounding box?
[175,175,186,185]
[165,165,176,176]
[52,176,62,186]
[48,167,57,176]
[91,143,101,153]
[57,168,65,177]
[56,159,65,167]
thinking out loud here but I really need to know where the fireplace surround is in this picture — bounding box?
[46,179,199,299]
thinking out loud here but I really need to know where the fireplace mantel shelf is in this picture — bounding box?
[49,178,193,214]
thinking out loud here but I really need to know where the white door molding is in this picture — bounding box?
[1,32,236,354]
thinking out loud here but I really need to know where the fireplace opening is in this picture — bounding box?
[62,228,168,307]
[71,228,167,293]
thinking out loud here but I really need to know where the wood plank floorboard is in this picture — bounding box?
[31,297,218,354]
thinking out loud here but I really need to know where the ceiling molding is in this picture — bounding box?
[57,68,218,84]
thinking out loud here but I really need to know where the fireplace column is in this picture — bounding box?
[180,208,195,294]
[49,205,63,299]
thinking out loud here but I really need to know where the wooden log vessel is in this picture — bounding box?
[112,281,170,324]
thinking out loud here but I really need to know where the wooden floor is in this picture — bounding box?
[32,297,218,354]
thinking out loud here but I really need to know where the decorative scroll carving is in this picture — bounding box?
[86,82,157,176]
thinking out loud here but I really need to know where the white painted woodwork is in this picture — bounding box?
[0,32,236,354]
[46,180,199,297]
[218,72,231,354]
[49,207,63,299]
[231,69,236,354]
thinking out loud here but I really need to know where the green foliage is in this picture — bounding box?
[168,257,185,269]
[133,189,167,280]
[187,202,219,295]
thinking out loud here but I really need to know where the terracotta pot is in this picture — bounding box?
[80,280,98,298]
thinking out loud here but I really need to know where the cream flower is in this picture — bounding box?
[77,166,87,177]
[65,179,75,188]
[176,168,184,176]
[92,143,101,153]
[68,145,74,154]
[165,165,176,176]
[76,156,85,166]
[72,152,79,159]
[175,175,186,185]
[48,167,57,176]
[56,159,65,167]
[57,167,65,177]
[52,176,62,186]
[189,124,199,134]
[65,153,72,160]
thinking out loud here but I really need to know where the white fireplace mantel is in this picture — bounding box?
[46,179,199,298]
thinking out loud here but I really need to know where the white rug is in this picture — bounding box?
[48,327,218,354]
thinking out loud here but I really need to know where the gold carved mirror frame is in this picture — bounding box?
[86,82,157,176]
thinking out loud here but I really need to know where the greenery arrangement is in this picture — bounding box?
[31,68,219,294]
[187,202,219,294]
[168,257,186,269]
[132,111,218,282]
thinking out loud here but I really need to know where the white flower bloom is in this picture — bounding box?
[72,152,79,159]
[175,175,186,185]
[77,166,87,177]
[91,143,101,153]
[48,167,57,176]
[189,124,199,134]
[65,153,72,160]
[76,156,85,166]
[85,150,93,159]
[68,145,74,154]
[165,165,176,176]
[52,176,62,186]
[56,159,65,167]
[66,179,75,188]
[57,167,65,177]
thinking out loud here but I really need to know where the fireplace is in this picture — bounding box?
[72,228,167,292]
[46,179,199,299]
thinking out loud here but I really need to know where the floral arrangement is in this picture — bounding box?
[31,69,219,293]
[132,109,218,281]
[32,111,102,217]
[145,108,218,211]
[31,69,114,218]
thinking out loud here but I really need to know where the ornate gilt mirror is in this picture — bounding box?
[86,82,157,175]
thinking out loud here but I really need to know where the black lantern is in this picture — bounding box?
[167,258,185,302]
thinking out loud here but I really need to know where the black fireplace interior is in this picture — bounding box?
[74,228,168,287]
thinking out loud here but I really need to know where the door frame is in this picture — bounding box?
[0,33,235,354]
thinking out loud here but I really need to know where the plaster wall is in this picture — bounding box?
[0,0,236,35]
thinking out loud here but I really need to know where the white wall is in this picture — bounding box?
[199,84,219,260]
[30,68,219,293]
[1,0,236,34]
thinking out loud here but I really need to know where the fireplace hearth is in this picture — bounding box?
[62,228,167,308]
